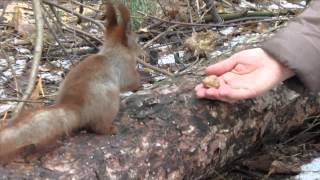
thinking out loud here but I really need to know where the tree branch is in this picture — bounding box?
[11,0,44,123]
[42,0,105,30]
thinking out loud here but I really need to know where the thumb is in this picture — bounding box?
[206,57,237,76]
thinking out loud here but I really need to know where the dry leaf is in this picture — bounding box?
[11,6,35,36]
[216,4,225,13]
[57,0,69,4]
[268,160,301,175]
[30,77,45,100]
[256,22,268,33]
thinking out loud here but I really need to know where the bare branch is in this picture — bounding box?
[11,0,44,123]
[0,98,44,103]
[41,3,68,55]
[70,0,100,12]
[62,24,103,45]
[0,49,21,97]
[42,0,105,30]
[137,58,174,78]
[143,24,179,49]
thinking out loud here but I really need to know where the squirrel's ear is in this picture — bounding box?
[117,3,130,32]
[103,2,130,47]
[104,2,118,30]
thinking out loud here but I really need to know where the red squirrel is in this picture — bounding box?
[0,2,141,160]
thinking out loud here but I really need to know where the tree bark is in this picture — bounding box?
[0,72,319,179]
[204,9,300,22]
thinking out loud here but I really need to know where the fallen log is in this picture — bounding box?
[0,70,319,179]
[204,10,301,23]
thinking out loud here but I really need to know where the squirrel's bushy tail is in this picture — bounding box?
[0,106,79,159]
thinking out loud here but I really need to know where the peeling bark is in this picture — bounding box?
[0,74,319,179]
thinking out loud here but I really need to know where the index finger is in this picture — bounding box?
[206,57,237,76]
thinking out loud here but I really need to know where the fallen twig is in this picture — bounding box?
[156,0,168,17]
[47,3,67,38]
[138,11,288,27]
[70,0,100,12]
[61,25,100,49]
[0,49,21,97]
[205,9,298,22]
[49,46,97,57]
[221,0,241,11]
[11,0,44,124]
[283,115,320,144]
[138,58,174,77]
[42,0,105,30]
[0,1,8,19]
[62,24,103,45]
[41,4,68,55]
[177,56,204,76]
[187,0,196,32]
[45,3,98,51]
[0,98,45,103]
[143,24,179,49]
[195,0,201,18]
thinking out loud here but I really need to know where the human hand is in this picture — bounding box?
[195,48,295,102]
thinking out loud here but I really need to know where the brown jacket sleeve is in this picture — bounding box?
[262,0,320,92]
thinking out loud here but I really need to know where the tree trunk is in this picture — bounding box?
[0,72,319,179]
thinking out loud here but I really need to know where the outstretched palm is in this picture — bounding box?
[195,48,295,102]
